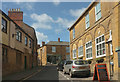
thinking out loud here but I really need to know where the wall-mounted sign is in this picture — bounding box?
[93,64,110,82]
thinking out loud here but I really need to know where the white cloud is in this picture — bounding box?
[36,31,49,45]
[53,0,60,6]
[31,13,75,35]
[25,3,33,10]
[30,13,54,30]
[70,8,86,18]
[56,17,75,28]
[55,29,62,34]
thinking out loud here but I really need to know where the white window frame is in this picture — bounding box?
[85,41,93,60]
[52,46,56,52]
[2,18,7,33]
[25,36,28,46]
[73,49,76,59]
[16,31,22,42]
[29,40,31,48]
[95,2,101,21]
[95,34,106,58]
[78,46,83,57]
[85,13,90,29]
[110,43,113,55]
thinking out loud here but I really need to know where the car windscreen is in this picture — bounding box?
[74,60,88,65]
[66,61,73,65]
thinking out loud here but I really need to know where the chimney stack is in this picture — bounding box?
[42,41,45,46]
[8,8,23,27]
[58,38,60,42]
[37,44,40,49]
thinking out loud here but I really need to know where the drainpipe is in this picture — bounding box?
[106,30,112,79]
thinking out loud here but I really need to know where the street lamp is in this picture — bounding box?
[12,33,17,38]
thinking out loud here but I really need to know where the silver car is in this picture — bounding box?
[63,59,90,77]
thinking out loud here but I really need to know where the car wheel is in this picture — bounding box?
[69,70,74,78]
[63,69,66,74]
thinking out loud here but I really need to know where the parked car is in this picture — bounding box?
[63,59,91,77]
[57,60,66,71]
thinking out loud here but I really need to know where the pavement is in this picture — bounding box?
[2,66,44,81]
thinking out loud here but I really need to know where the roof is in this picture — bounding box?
[22,23,37,41]
[0,10,34,40]
[46,41,69,46]
[68,2,95,31]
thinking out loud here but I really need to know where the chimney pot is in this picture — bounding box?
[58,38,60,42]
[18,8,20,11]
[12,9,13,11]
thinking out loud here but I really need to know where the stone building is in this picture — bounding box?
[68,2,120,80]
[0,9,38,76]
[37,38,70,66]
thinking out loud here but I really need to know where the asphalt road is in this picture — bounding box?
[26,66,59,80]
[24,64,93,81]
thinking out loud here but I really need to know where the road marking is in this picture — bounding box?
[20,67,45,81]
[59,71,70,80]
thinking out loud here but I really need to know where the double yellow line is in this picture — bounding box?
[18,67,45,82]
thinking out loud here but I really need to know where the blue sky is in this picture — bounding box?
[2,2,90,45]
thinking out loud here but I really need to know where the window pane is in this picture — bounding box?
[52,47,56,52]
[97,45,98,50]
[29,40,31,48]
[25,37,27,45]
[96,38,98,43]
[86,41,92,58]
[101,49,103,55]
[99,37,101,42]
[103,49,105,54]
[86,14,90,29]
[102,35,104,41]
[97,51,99,56]
[95,3,101,21]
[103,43,105,48]
[2,18,7,33]
[100,44,102,49]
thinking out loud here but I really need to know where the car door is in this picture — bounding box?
[66,61,72,73]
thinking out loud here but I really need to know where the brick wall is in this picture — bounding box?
[69,2,120,80]
[8,10,23,27]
